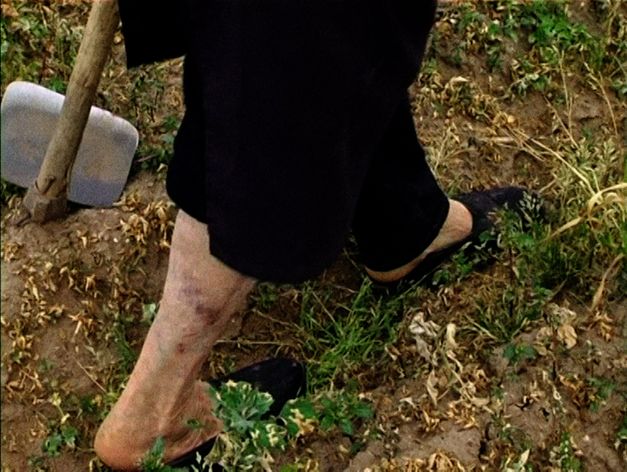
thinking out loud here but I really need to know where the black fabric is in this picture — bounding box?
[119,1,448,283]
[117,0,188,67]
[353,100,449,272]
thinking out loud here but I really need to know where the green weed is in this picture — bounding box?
[475,283,551,343]
[519,0,604,68]
[1,1,624,470]
[110,320,138,374]
[438,1,621,97]
[470,204,553,343]
[0,2,83,93]
[537,137,625,299]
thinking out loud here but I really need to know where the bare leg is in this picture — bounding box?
[94,210,255,470]
[366,199,472,283]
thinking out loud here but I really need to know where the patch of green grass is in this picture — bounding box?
[537,139,625,299]
[469,171,621,344]
[475,282,551,343]
[252,282,281,312]
[298,281,406,389]
[489,133,624,308]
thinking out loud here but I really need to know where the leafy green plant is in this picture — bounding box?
[550,433,582,471]
[586,377,615,412]
[440,1,615,97]
[316,390,373,436]
[143,381,375,471]
[42,425,79,457]
[503,343,538,366]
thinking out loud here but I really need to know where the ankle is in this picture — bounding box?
[365,199,472,283]
[423,199,471,256]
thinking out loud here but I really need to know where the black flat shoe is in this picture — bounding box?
[167,357,306,470]
[370,186,543,289]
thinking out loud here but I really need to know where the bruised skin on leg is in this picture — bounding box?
[94,211,255,470]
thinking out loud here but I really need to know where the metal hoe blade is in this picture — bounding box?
[1,81,138,207]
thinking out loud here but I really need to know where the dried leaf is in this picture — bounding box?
[426,370,439,405]
[557,324,577,349]
[409,312,441,363]
[445,323,458,350]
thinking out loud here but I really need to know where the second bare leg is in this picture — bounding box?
[95,210,255,470]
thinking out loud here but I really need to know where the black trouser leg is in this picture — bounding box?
[353,99,449,272]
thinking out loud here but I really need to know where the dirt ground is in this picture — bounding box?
[2,1,626,471]
[2,176,625,471]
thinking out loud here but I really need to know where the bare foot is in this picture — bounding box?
[366,199,472,283]
[95,380,220,470]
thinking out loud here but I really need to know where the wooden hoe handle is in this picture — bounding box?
[24,0,120,222]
